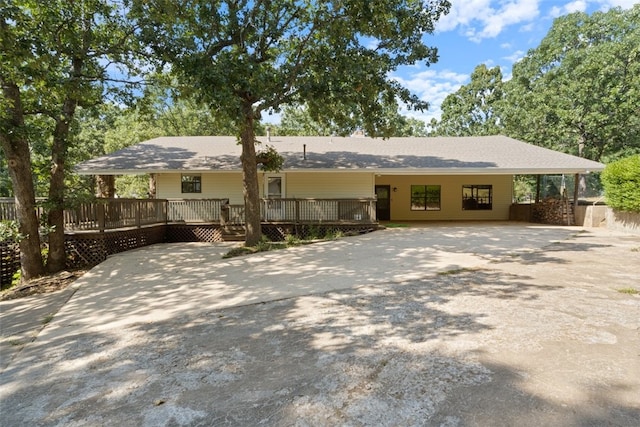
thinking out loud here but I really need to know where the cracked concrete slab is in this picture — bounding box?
[1,223,639,426]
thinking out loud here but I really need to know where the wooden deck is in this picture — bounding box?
[0,197,378,232]
[0,197,379,284]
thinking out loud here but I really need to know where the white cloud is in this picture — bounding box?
[436,0,541,42]
[478,1,540,39]
[436,0,492,32]
[520,22,535,32]
[594,0,638,8]
[549,0,588,17]
[549,6,562,17]
[392,69,470,123]
[503,49,525,64]
[550,0,636,17]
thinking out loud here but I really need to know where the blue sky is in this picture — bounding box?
[265,0,636,125]
[390,0,638,124]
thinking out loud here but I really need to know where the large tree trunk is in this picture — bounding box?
[46,53,82,273]
[96,175,115,198]
[240,101,262,246]
[0,83,45,280]
[47,104,76,273]
[148,174,156,198]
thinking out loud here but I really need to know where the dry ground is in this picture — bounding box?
[1,225,639,426]
[1,269,87,301]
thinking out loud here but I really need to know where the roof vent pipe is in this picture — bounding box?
[303,144,306,160]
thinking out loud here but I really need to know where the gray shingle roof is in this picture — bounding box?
[75,135,605,175]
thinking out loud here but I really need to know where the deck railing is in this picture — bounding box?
[167,199,223,223]
[260,198,376,223]
[64,199,168,231]
[0,197,377,232]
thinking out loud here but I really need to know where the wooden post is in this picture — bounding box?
[370,199,376,222]
[97,202,105,232]
[136,200,142,228]
[295,199,300,225]
[535,175,541,203]
[164,200,168,224]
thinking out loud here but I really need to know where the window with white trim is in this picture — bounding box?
[181,174,201,193]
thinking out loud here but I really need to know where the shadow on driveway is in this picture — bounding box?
[1,223,638,426]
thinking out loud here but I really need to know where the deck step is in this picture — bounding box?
[221,226,246,242]
[221,234,246,242]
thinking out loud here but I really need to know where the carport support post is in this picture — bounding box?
[573,173,580,225]
[535,175,541,203]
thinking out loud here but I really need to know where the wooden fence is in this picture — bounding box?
[0,197,378,231]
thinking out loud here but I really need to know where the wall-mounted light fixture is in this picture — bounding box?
[393,187,398,192]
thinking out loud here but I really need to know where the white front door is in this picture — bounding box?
[264,174,285,220]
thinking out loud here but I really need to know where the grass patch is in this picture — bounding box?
[437,267,477,276]
[631,247,640,252]
[223,241,287,259]
[617,287,639,295]
[223,231,344,259]
[384,223,409,228]
[41,314,55,325]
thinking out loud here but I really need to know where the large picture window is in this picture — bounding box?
[462,185,492,210]
[411,185,441,211]
[181,174,202,193]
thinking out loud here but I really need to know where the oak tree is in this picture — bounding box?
[1,0,142,278]
[278,105,428,137]
[133,0,450,245]
[502,6,640,162]
[432,64,504,136]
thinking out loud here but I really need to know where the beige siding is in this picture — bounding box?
[375,175,513,221]
[156,172,245,203]
[284,172,374,198]
[157,171,513,221]
[156,171,374,201]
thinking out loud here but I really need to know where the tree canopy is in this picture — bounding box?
[277,105,428,137]
[431,64,504,136]
[429,6,639,163]
[1,0,143,277]
[132,0,451,245]
[502,5,640,162]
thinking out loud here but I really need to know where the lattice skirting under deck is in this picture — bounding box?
[165,224,224,243]
[65,226,166,269]
[1,240,21,287]
[1,223,378,286]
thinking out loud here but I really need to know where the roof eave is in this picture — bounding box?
[360,167,605,175]
[76,166,604,176]
[75,169,168,175]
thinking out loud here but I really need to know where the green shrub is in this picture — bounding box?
[0,220,23,242]
[284,234,301,246]
[601,155,640,213]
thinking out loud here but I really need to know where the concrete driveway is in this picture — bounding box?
[1,223,639,426]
